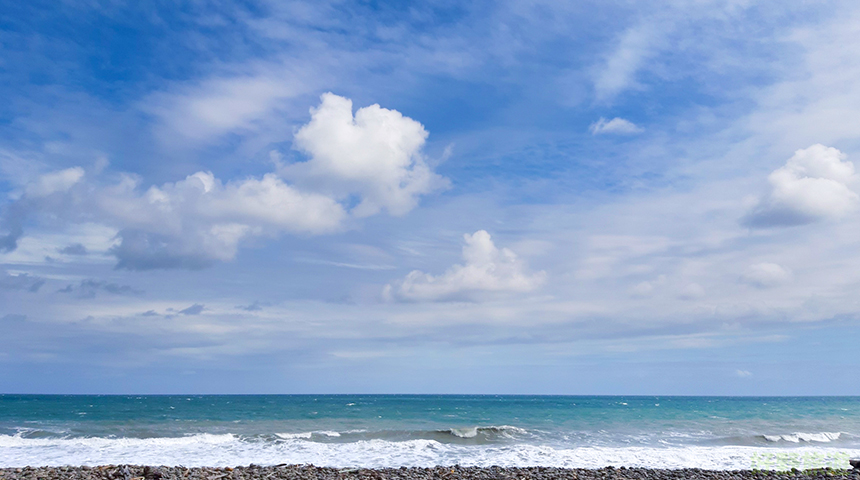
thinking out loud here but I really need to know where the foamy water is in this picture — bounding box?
[1,433,858,469]
[1,395,858,469]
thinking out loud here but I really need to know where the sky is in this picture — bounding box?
[2,0,860,395]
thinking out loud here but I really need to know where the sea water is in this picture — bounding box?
[1,395,858,469]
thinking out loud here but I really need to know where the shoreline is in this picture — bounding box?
[1,465,859,480]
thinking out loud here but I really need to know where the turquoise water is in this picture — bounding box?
[1,395,858,468]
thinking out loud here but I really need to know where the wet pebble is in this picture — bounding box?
[0,466,859,480]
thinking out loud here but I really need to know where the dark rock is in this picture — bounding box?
[116,465,133,480]
[849,459,860,470]
[7,465,860,480]
[143,466,165,480]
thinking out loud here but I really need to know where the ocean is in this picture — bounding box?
[1,395,858,470]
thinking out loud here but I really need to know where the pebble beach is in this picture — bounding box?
[2,465,859,480]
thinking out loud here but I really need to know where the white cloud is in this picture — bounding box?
[741,262,792,288]
[631,281,655,297]
[736,369,753,378]
[743,9,860,150]
[24,167,84,198]
[385,230,546,302]
[593,23,663,102]
[286,93,450,217]
[589,117,644,135]
[2,95,446,270]
[744,144,858,227]
[678,282,705,300]
[630,275,666,297]
[144,70,308,143]
[103,171,349,269]
[0,270,45,292]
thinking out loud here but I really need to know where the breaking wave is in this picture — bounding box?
[267,426,533,445]
[444,426,530,440]
[1,432,859,470]
[760,432,846,444]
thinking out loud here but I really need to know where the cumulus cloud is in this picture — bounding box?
[0,169,86,252]
[58,243,88,255]
[57,279,142,298]
[0,222,21,252]
[179,304,205,315]
[237,301,264,311]
[741,263,792,288]
[744,144,858,227]
[3,169,86,252]
[286,93,449,217]
[385,230,545,302]
[589,117,643,135]
[1,94,446,270]
[105,172,348,270]
[0,270,45,292]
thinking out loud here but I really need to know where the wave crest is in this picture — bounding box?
[1,433,858,469]
[446,426,529,440]
[761,432,845,443]
[270,426,531,444]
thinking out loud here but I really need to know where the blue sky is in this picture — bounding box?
[2,0,860,394]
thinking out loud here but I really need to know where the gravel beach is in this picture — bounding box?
[1,465,858,480]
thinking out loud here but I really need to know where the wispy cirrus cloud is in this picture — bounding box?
[142,67,315,145]
[593,22,665,102]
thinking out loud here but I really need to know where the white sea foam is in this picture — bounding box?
[0,434,858,469]
[275,432,313,439]
[762,432,843,443]
[275,431,342,440]
[449,427,479,438]
[447,426,529,439]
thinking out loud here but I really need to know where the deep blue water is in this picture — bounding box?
[1,395,858,469]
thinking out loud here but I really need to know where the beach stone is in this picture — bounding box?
[849,459,860,470]
[7,465,860,480]
[143,466,164,480]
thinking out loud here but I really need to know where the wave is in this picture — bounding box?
[268,426,532,445]
[680,431,858,448]
[1,428,70,440]
[444,426,530,440]
[0,426,529,445]
[275,431,343,440]
[761,432,846,444]
[1,433,858,469]
[0,432,237,448]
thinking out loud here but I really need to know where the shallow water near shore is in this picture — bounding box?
[1,395,858,469]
